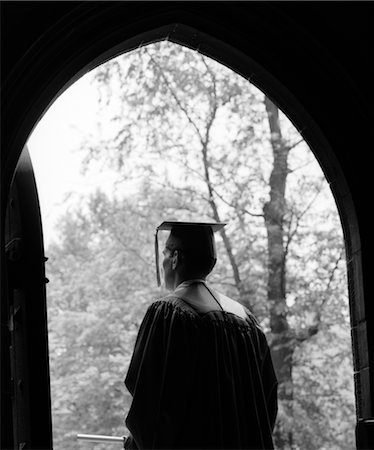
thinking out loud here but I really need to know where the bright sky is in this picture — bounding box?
[27,74,105,247]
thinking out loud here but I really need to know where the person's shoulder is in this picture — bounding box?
[148,295,198,317]
[216,290,264,331]
[216,291,248,320]
[140,297,199,334]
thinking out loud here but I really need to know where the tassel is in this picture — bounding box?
[155,231,161,287]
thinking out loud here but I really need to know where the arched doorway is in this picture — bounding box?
[29,37,357,448]
[2,5,369,449]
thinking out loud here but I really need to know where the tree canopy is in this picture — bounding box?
[43,41,355,450]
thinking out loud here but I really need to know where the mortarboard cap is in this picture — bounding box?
[155,221,227,287]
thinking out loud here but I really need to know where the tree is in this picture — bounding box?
[45,41,355,449]
[47,192,164,449]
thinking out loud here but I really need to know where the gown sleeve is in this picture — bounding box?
[245,308,278,432]
[124,300,198,449]
[261,344,278,431]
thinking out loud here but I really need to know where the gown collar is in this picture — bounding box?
[174,279,207,291]
[172,279,224,312]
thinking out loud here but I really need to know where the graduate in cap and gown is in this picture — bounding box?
[124,221,278,449]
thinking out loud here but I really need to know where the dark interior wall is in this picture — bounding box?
[1,2,373,448]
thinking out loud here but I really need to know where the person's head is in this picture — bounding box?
[156,222,226,290]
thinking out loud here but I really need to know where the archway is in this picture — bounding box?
[29,37,357,448]
[2,5,369,449]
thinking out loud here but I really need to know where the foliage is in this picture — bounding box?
[45,41,355,449]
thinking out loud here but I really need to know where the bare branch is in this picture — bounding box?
[200,54,219,131]
[295,248,345,343]
[90,204,153,269]
[284,181,325,256]
[200,142,243,291]
[148,177,211,205]
[209,184,264,218]
[144,48,205,146]
[110,231,152,269]
[288,159,315,175]
[317,248,345,314]
[286,137,305,152]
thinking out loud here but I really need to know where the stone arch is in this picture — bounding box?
[2,4,370,448]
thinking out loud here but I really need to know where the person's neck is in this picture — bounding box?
[174,274,206,290]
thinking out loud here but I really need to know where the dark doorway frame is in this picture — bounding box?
[1,3,371,448]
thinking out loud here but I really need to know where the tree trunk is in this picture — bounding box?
[263,97,294,449]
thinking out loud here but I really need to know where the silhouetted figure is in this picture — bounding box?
[124,221,278,449]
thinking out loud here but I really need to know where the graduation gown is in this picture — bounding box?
[124,284,277,450]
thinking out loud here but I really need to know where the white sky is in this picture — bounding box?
[27,74,106,246]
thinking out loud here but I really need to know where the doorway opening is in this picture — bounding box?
[27,39,355,449]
